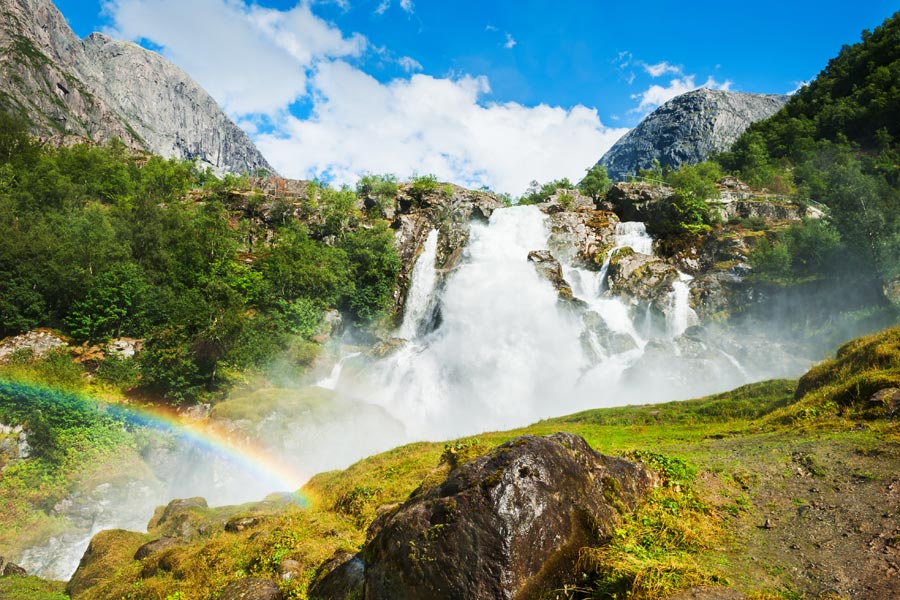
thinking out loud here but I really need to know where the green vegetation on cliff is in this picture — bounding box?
[0,113,401,402]
[717,12,900,290]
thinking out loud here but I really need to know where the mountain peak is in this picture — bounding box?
[0,0,273,175]
[598,88,788,181]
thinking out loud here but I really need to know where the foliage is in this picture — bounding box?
[0,114,401,402]
[408,173,440,203]
[578,164,611,201]
[519,178,574,205]
[749,219,843,283]
[356,173,399,218]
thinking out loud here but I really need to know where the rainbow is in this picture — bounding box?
[0,378,312,507]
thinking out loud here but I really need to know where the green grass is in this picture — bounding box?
[0,576,68,600]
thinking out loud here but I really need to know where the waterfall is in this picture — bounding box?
[315,352,361,390]
[398,229,440,339]
[345,206,586,438]
[667,272,698,338]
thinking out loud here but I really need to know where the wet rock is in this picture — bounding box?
[2,561,26,576]
[606,248,679,310]
[527,250,581,304]
[363,432,659,600]
[308,551,365,600]
[390,214,433,316]
[219,578,283,600]
[581,310,639,359]
[225,516,262,533]
[134,537,180,560]
[546,210,619,268]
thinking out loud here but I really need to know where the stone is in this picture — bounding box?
[278,559,303,582]
[363,433,659,600]
[527,250,581,304]
[870,388,900,417]
[2,561,26,576]
[597,88,788,181]
[546,209,619,268]
[308,551,365,600]
[225,516,262,533]
[606,248,679,310]
[605,182,674,223]
[134,537,180,560]
[219,578,284,600]
[105,338,143,359]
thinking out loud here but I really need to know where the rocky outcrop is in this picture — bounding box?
[363,433,659,600]
[527,250,579,303]
[605,182,674,223]
[597,88,788,181]
[309,551,365,600]
[0,0,273,175]
[546,209,619,269]
[389,183,505,319]
[0,329,68,362]
[606,248,679,308]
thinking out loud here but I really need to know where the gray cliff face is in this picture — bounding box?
[599,88,788,181]
[0,0,273,175]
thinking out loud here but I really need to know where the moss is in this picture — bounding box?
[0,576,68,600]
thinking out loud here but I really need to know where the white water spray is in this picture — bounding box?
[398,229,440,339]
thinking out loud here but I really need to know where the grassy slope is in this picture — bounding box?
[14,328,900,599]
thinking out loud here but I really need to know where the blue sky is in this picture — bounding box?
[52,0,898,192]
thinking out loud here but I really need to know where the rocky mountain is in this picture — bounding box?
[0,0,273,175]
[598,88,788,181]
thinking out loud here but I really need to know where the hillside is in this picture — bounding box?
[2,326,897,599]
[597,89,788,181]
[0,0,273,175]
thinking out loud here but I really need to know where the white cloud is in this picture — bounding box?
[504,33,517,49]
[256,61,627,195]
[374,0,390,14]
[102,0,364,116]
[399,0,414,13]
[630,75,732,114]
[641,61,682,77]
[397,56,423,72]
[485,25,498,32]
[105,0,626,195]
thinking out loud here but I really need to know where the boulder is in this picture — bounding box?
[363,433,659,600]
[717,199,808,223]
[527,251,582,304]
[219,578,283,600]
[606,248,679,310]
[134,537,180,560]
[225,516,262,533]
[546,210,619,268]
[308,551,365,600]
[870,388,900,417]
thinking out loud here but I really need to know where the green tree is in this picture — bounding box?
[578,164,611,201]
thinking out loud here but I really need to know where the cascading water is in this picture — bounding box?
[398,229,440,339]
[667,272,698,338]
[344,206,586,438]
